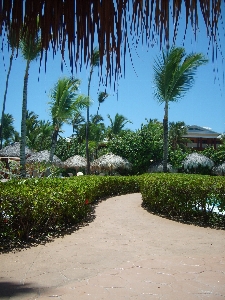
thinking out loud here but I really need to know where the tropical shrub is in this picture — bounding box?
[182,152,214,175]
[148,162,176,173]
[0,176,139,250]
[140,173,225,227]
[213,163,225,176]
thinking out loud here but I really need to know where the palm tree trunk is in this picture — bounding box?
[20,60,30,177]
[86,67,93,175]
[0,51,14,149]
[163,101,169,173]
[49,128,59,163]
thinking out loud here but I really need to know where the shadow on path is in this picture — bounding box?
[0,280,44,298]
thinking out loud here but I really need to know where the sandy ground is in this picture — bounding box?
[0,193,224,299]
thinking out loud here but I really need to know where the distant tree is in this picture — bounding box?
[96,91,108,115]
[107,119,163,174]
[169,121,189,150]
[49,77,89,163]
[0,26,18,149]
[153,47,208,172]
[26,110,53,151]
[107,113,132,138]
[19,29,41,177]
[1,113,18,146]
[86,47,100,174]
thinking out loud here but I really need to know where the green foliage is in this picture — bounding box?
[140,173,225,227]
[55,137,82,161]
[107,119,163,174]
[202,146,225,166]
[168,147,189,170]
[0,176,139,250]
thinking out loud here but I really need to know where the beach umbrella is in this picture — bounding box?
[64,155,87,170]
[91,153,131,172]
[26,150,63,166]
[0,142,33,158]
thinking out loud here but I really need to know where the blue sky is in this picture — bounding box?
[0,8,224,138]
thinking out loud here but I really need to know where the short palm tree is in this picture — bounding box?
[49,77,89,163]
[1,113,17,146]
[153,47,208,172]
[107,113,132,137]
[20,31,41,177]
[169,121,189,150]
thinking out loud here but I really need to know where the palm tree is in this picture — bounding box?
[26,110,39,149]
[107,113,132,137]
[0,27,18,149]
[169,121,189,150]
[49,77,89,163]
[153,47,208,172]
[1,113,17,146]
[96,91,108,115]
[86,47,100,174]
[19,31,41,177]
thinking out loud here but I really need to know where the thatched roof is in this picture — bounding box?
[91,153,131,171]
[64,155,87,169]
[0,142,32,158]
[26,150,63,166]
[0,1,223,82]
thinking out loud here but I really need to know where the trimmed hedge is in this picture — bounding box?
[0,176,139,249]
[1,174,225,250]
[139,173,225,226]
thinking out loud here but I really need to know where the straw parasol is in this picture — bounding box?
[91,153,131,173]
[0,142,33,158]
[26,150,63,166]
[64,155,87,171]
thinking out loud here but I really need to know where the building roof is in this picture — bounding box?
[184,125,220,139]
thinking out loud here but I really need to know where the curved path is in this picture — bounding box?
[0,193,225,299]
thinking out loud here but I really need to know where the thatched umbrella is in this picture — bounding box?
[91,153,131,173]
[64,155,87,171]
[0,142,32,158]
[26,150,63,167]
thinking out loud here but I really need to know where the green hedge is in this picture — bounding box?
[1,174,225,250]
[0,176,139,249]
[139,173,225,225]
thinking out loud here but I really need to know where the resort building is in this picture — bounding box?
[183,125,222,150]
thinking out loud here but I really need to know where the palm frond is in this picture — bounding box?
[153,47,208,103]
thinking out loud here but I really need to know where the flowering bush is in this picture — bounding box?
[148,162,177,173]
[182,153,214,175]
[213,163,225,176]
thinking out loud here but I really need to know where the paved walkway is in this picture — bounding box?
[0,193,225,299]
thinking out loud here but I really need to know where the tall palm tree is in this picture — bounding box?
[107,113,132,137]
[153,47,208,172]
[0,27,18,149]
[49,77,89,163]
[86,47,100,174]
[19,31,41,177]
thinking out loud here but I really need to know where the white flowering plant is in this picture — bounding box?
[182,153,214,175]
[148,162,177,173]
[212,163,225,176]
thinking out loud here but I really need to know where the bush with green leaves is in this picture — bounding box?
[0,175,139,249]
[139,173,225,227]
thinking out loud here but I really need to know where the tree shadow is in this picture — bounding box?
[0,280,44,298]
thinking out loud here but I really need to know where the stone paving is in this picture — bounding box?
[0,193,224,299]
